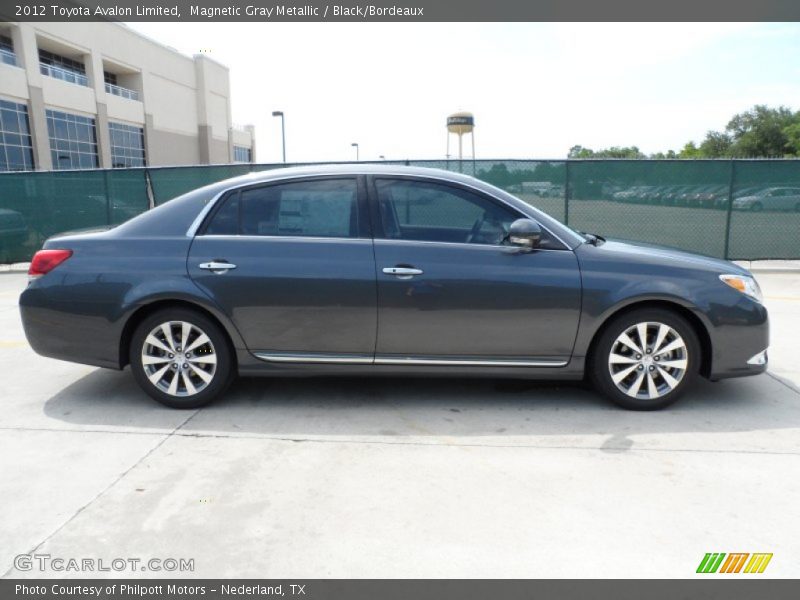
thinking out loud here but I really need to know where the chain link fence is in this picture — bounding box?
[1,159,798,263]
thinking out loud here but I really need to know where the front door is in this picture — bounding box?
[188,177,377,361]
[369,177,581,364]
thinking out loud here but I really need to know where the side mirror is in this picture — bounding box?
[508,218,541,249]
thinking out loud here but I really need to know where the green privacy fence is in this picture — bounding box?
[1,159,799,263]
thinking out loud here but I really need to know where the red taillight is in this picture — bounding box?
[28,249,73,279]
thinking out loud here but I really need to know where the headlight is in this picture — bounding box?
[719,274,763,303]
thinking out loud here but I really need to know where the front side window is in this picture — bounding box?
[204,179,359,239]
[46,109,98,170]
[375,178,518,245]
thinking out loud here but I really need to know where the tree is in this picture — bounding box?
[568,145,594,159]
[725,105,797,157]
[677,142,702,159]
[785,122,800,156]
[699,131,732,157]
[567,145,646,159]
[567,104,800,159]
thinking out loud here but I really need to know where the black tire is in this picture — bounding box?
[589,308,700,411]
[130,308,235,408]
[750,202,763,212]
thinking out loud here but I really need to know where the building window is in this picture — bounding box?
[0,35,17,67]
[103,71,118,86]
[0,99,35,171]
[108,121,146,168]
[46,109,98,170]
[234,145,252,163]
[39,49,88,87]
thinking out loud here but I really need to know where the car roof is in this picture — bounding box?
[206,163,486,188]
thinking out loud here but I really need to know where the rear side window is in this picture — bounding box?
[203,179,359,238]
[204,194,239,235]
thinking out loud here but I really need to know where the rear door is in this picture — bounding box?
[369,177,582,364]
[188,176,377,361]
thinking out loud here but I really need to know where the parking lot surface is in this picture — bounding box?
[1,271,798,578]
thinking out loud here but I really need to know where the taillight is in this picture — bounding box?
[28,249,73,280]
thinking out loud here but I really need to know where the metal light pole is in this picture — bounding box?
[272,111,285,163]
[351,143,359,161]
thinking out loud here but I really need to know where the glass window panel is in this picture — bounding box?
[374,178,518,245]
[0,101,35,172]
[240,179,358,238]
[108,121,146,168]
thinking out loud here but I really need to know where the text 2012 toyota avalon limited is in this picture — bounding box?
[19,165,768,410]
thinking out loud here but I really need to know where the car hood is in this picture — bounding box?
[591,237,750,276]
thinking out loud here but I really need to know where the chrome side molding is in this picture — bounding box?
[254,352,567,368]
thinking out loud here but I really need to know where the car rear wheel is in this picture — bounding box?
[590,309,700,410]
[130,308,235,408]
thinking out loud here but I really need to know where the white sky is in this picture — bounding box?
[126,22,800,163]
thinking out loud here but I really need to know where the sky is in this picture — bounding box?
[126,22,800,163]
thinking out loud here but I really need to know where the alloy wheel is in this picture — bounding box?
[141,320,217,397]
[607,321,688,400]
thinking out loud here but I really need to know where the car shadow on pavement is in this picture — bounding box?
[43,367,800,439]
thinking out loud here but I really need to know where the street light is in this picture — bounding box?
[272,111,285,163]
[351,143,359,161]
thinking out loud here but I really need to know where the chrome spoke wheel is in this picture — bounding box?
[607,321,688,400]
[141,320,217,397]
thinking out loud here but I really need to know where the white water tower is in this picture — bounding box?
[446,112,475,173]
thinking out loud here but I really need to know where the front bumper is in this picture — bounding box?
[705,299,769,380]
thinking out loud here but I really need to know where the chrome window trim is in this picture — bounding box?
[186,188,229,237]
[254,352,567,368]
[185,172,574,250]
[373,238,566,253]
[197,234,372,243]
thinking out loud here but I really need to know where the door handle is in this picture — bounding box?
[199,261,237,273]
[382,266,423,279]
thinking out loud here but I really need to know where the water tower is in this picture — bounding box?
[446,112,475,173]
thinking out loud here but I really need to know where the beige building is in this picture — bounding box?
[0,21,255,172]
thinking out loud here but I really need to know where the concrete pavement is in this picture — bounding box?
[1,272,798,578]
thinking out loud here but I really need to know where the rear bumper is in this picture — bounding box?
[19,288,122,370]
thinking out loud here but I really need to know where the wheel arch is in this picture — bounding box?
[119,299,239,369]
[586,300,713,379]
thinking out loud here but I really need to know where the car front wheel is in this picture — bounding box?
[130,308,235,408]
[590,309,700,410]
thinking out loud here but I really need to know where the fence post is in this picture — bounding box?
[103,169,112,225]
[564,160,570,226]
[723,159,735,260]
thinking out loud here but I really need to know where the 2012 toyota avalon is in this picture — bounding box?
[19,165,768,410]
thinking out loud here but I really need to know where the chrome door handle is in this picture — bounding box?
[199,261,237,273]
[382,267,423,279]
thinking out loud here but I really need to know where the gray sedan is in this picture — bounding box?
[20,165,768,410]
[733,187,800,211]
